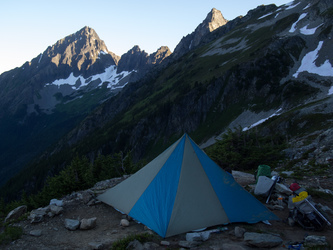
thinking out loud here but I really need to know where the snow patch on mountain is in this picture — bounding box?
[258,12,274,20]
[243,108,282,131]
[98,50,108,59]
[300,23,323,35]
[285,1,301,10]
[329,86,333,96]
[303,3,311,10]
[38,53,43,64]
[289,13,307,33]
[46,73,84,89]
[293,41,333,78]
[45,66,133,90]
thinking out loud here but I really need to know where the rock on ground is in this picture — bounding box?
[5,205,27,222]
[80,217,97,230]
[244,232,283,248]
[64,218,80,231]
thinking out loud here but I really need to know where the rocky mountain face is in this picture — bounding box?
[0,26,171,118]
[0,27,117,116]
[173,8,228,58]
[53,0,333,163]
[0,27,171,187]
[43,26,120,76]
[117,45,172,81]
[1,0,333,198]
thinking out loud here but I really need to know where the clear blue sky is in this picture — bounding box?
[0,0,291,74]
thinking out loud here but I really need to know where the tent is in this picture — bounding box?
[98,134,279,237]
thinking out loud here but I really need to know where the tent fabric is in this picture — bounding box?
[98,134,279,238]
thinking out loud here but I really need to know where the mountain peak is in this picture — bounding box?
[75,26,100,42]
[78,26,96,35]
[42,26,119,75]
[117,45,171,73]
[173,8,227,57]
[130,45,142,53]
[205,8,228,32]
[148,46,172,65]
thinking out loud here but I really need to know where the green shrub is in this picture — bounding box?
[306,188,333,200]
[205,127,286,172]
[0,226,23,246]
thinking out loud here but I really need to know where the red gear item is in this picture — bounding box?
[289,183,301,191]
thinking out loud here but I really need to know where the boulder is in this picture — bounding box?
[65,218,80,231]
[80,217,97,230]
[254,176,274,196]
[79,190,94,204]
[49,199,63,206]
[29,208,48,223]
[88,239,113,250]
[47,212,55,218]
[87,199,100,206]
[186,232,202,242]
[5,205,27,222]
[49,204,64,215]
[244,232,283,248]
[126,239,143,250]
[234,226,246,238]
[88,242,104,250]
[186,229,219,242]
[29,229,42,237]
[160,241,170,246]
[120,219,130,227]
[232,170,255,186]
[304,235,327,247]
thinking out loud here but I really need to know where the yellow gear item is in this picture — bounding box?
[292,191,308,203]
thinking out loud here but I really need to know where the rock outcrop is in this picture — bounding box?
[5,205,27,223]
[244,232,283,248]
[117,45,171,74]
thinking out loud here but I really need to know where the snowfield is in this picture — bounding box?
[293,41,333,79]
[289,13,307,33]
[258,12,274,20]
[243,108,282,131]
[45,66,133,90]
[285,1,301,10]
[329,86,333,96]
[299,23,323,35]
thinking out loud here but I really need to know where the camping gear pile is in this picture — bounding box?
[254,165,331,231]
[254,165,291,205]
[288,183,331,231]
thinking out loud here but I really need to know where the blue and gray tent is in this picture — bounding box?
[98,134,279,237]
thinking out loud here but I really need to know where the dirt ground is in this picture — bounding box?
[3,177,333,250]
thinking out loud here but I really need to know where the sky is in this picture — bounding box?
[0,0,292,74]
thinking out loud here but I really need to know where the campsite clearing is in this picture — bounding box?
[5,176,333,249]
